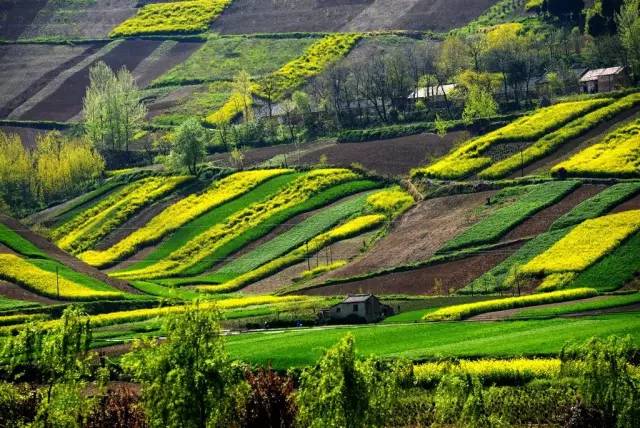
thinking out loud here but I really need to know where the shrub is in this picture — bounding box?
[0,254,123,301]
[86,386,147,428]
[412,99,610,179]
[79,169,291,268]
[110,0,232,37]
[552,118,640,178]
[480,92,640,179]
[243,368,296,428]
[424,288,598,321]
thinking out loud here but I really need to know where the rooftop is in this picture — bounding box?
[580,67,625,82]
[342,294,375,304]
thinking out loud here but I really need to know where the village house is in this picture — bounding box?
[319,294,394,324]
[580,67,629,93]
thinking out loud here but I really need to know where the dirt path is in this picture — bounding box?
[0,280,63,305]
[611,193,640,213]
[0,215,139,294]
[512,106,640,178]
[20,40,162,121]
[298,240,524,296]
[500,184,606,242]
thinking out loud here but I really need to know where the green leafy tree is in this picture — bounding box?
[0,307,104,427]
[616,0,640,80]
[295,335,400,428]
[462,86,498,124]
[122,304,246,428]
[166,118,207,175]
[83,61,147,153]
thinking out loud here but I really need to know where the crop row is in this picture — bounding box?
[204,92,253,126]
[55,176,190,254]
[197,214,387,293]
[552,118,640,178]
[424,288,598,321]
[440,181,579,252]
[0,254,123,301]
[479,92,640,178]
[0,222,47,259]
[197,188,413,292]
[114,169,361,280]
[512,292,640,319]
[110,0,233,37]
[79,169,291,268]
[156,179,381,286]
[411,99,610,179]
[413,358,560,387]
[522,210,640,289]
[550,182,640,230]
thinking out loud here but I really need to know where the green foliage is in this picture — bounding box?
[552,182,640,230]
[561,336,640,427]
[122,304,247,428]
[296,335,400,428]
[165,118,207,175]
[441,181,579,252]
[83,61,146,153]
[570,232,640,291]
[462,86,499,124]
[617,0,640,79]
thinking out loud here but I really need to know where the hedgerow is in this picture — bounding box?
[550,182,640,230]
[114,169,362,280]
[79,169,292,268]
[414,358,560,387]
[479,92,640,179]
[296,260,348,282]
[197,214,387,293]
[439,181,579,252]
[424,288,598,321]
[411,99,610,180]
[0,254,123,301]
[110,0,233,37]
[54,175,191,254]
[551,118,640,178]
[522,210,640,287]
[569,232,640,292]
[254,33,361,101]
[157,179,381,286]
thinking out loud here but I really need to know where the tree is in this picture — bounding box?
[230,144,246,170]
[0,307,104,427]
[296,335,400,428]
[616,0,640,80]
[462,86,498,124]
[122,304,246,428]
[232,70,254,123]
[166,118,207,175]
[83,62,146,153]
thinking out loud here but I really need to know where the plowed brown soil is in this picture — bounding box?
[298,241,524,296]
[0,280,62,305]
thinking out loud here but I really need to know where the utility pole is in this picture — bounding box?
[56,266,60,299]
[306,241,311,270]
[520,148,524,178]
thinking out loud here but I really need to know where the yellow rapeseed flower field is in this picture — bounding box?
[115,169,359,280]
[80,169,291,268]
[523,210,640,275]
[0,254,123,300]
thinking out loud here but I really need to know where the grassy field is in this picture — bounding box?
[510,293,640,319]
[440,181,578,252]
[153,36,315,86]
[225,312,640,368]
[0,222,48,259]
[0,297,40,312]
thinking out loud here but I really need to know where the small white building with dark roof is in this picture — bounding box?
[320,294,394,324]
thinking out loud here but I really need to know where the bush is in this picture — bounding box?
[243,368,296,428]
[86,386,147,428]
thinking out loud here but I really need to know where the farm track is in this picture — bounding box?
[20,39,162,121]
[499,184,607,242]
[610,192,640,213]
[317,190,496,281]
[298,240,525,296]
[0,280,63,305]
[0,43,105,119]
[0,215,139,294]
[512,105,640,178]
